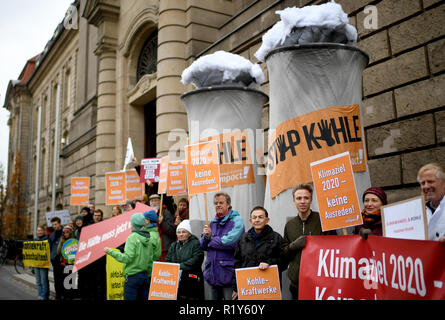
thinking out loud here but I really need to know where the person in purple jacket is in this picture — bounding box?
[201,192,245,300]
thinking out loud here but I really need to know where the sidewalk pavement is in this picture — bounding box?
[13,267,56,299]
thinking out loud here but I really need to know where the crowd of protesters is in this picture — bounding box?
[33,162,444,300]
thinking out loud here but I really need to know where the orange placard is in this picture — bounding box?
[157,156,169,194]
[149,262,180,300]
[268,104,367,199]
[310,152,363,232]
[105,172,126,205]
[235,265,282,300]
[70,177,90,206]
[199,130,255,188]
[125,169,144,201]
[185,140,221,195]
[166,160,187,196]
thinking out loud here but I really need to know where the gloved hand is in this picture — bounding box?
[288,236,306,251]
[359,228,372,240]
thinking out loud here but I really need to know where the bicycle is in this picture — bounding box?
[0,239,33,274]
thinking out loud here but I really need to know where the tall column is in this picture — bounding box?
[156,1,188,158]
[85,1,120,208]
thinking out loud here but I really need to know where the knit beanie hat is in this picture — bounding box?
[363,187,387,205]
[131,213,146,229]
[81,207,91,215]
[63,225,74,233]
[177,219,192,234]
[144,210,158,223]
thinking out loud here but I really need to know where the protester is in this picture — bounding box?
[232,206,286,299]
[80,206,94,226]
[355,186,387,239]
[150,194,176,261]
[34,225,50,300]
[284,183,337,299]
[104,213,153,300]
[165,219,204,300]
[112,206,122,217]
[93,209,104,223]
[174,198,189,227]
[57,225,76,300]
[73,215,83,240]
[48,217,64,300]
[418,163,445,242]
[200,192,244,300]
[144,210,162,261]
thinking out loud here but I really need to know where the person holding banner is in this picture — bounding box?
[150,194,176,261]
[283,184,336,300]
[232,206,286,300]
[201,192,245,300]
[174,198,189,227]
[34,226,50,300]
[354,186,387,239]
[418,163,445,242]
[165,220,205,300]
[104,213,154,300]
[57,225,77,300]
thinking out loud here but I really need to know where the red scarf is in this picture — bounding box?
[361,208,381,228]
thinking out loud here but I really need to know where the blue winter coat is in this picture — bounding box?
[200,209,244,287]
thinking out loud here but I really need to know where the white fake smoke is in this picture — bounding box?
[181,50,265,89]
[255,1,357,62]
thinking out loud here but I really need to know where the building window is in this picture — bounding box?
[136,32,158,81]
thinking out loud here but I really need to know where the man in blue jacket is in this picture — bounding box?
[200,192,244,300]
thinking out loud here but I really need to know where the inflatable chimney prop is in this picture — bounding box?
[255,2,371,234]
[181,51,268,232]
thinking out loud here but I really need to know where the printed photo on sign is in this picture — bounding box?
[268,104,366,199]
[382,196,428,240]
[235,265,282,300]
[310,152,362,232]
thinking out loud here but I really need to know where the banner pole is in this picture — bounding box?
[203,193,209,225]
[159,193,164,218]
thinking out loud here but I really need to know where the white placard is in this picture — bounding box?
[382,196,428,240]
[46,209,72,227]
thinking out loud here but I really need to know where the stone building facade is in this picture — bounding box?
[3,0,444,235]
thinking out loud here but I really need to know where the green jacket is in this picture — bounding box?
[145,225,162,261]
[283,211,336,286]
[108,229,153,277]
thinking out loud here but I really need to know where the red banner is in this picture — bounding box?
[299,235,445,300]
[73,202,153,272]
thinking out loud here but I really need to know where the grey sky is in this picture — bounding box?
[0,0,74,176]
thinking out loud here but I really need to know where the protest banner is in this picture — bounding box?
[70,177,90,206]
[268,104,366,199]
[299,235,445,300]
[382,196,428,240]
[74,202,152,272]
[235,265,282,300]
[61,238,78,265]
[310,152,363,232]
[106,248,125,300]
[123,137,134,171]
[149,261,181,300]
[45,209,71,227]
[157,156,169,194]
[139,158,161,183]
[105,171,126,206]
[185,140,221,195]
[166,160,187,196]
[199,130,255,188]
[125,169,144,201]
[22,241,50,268]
